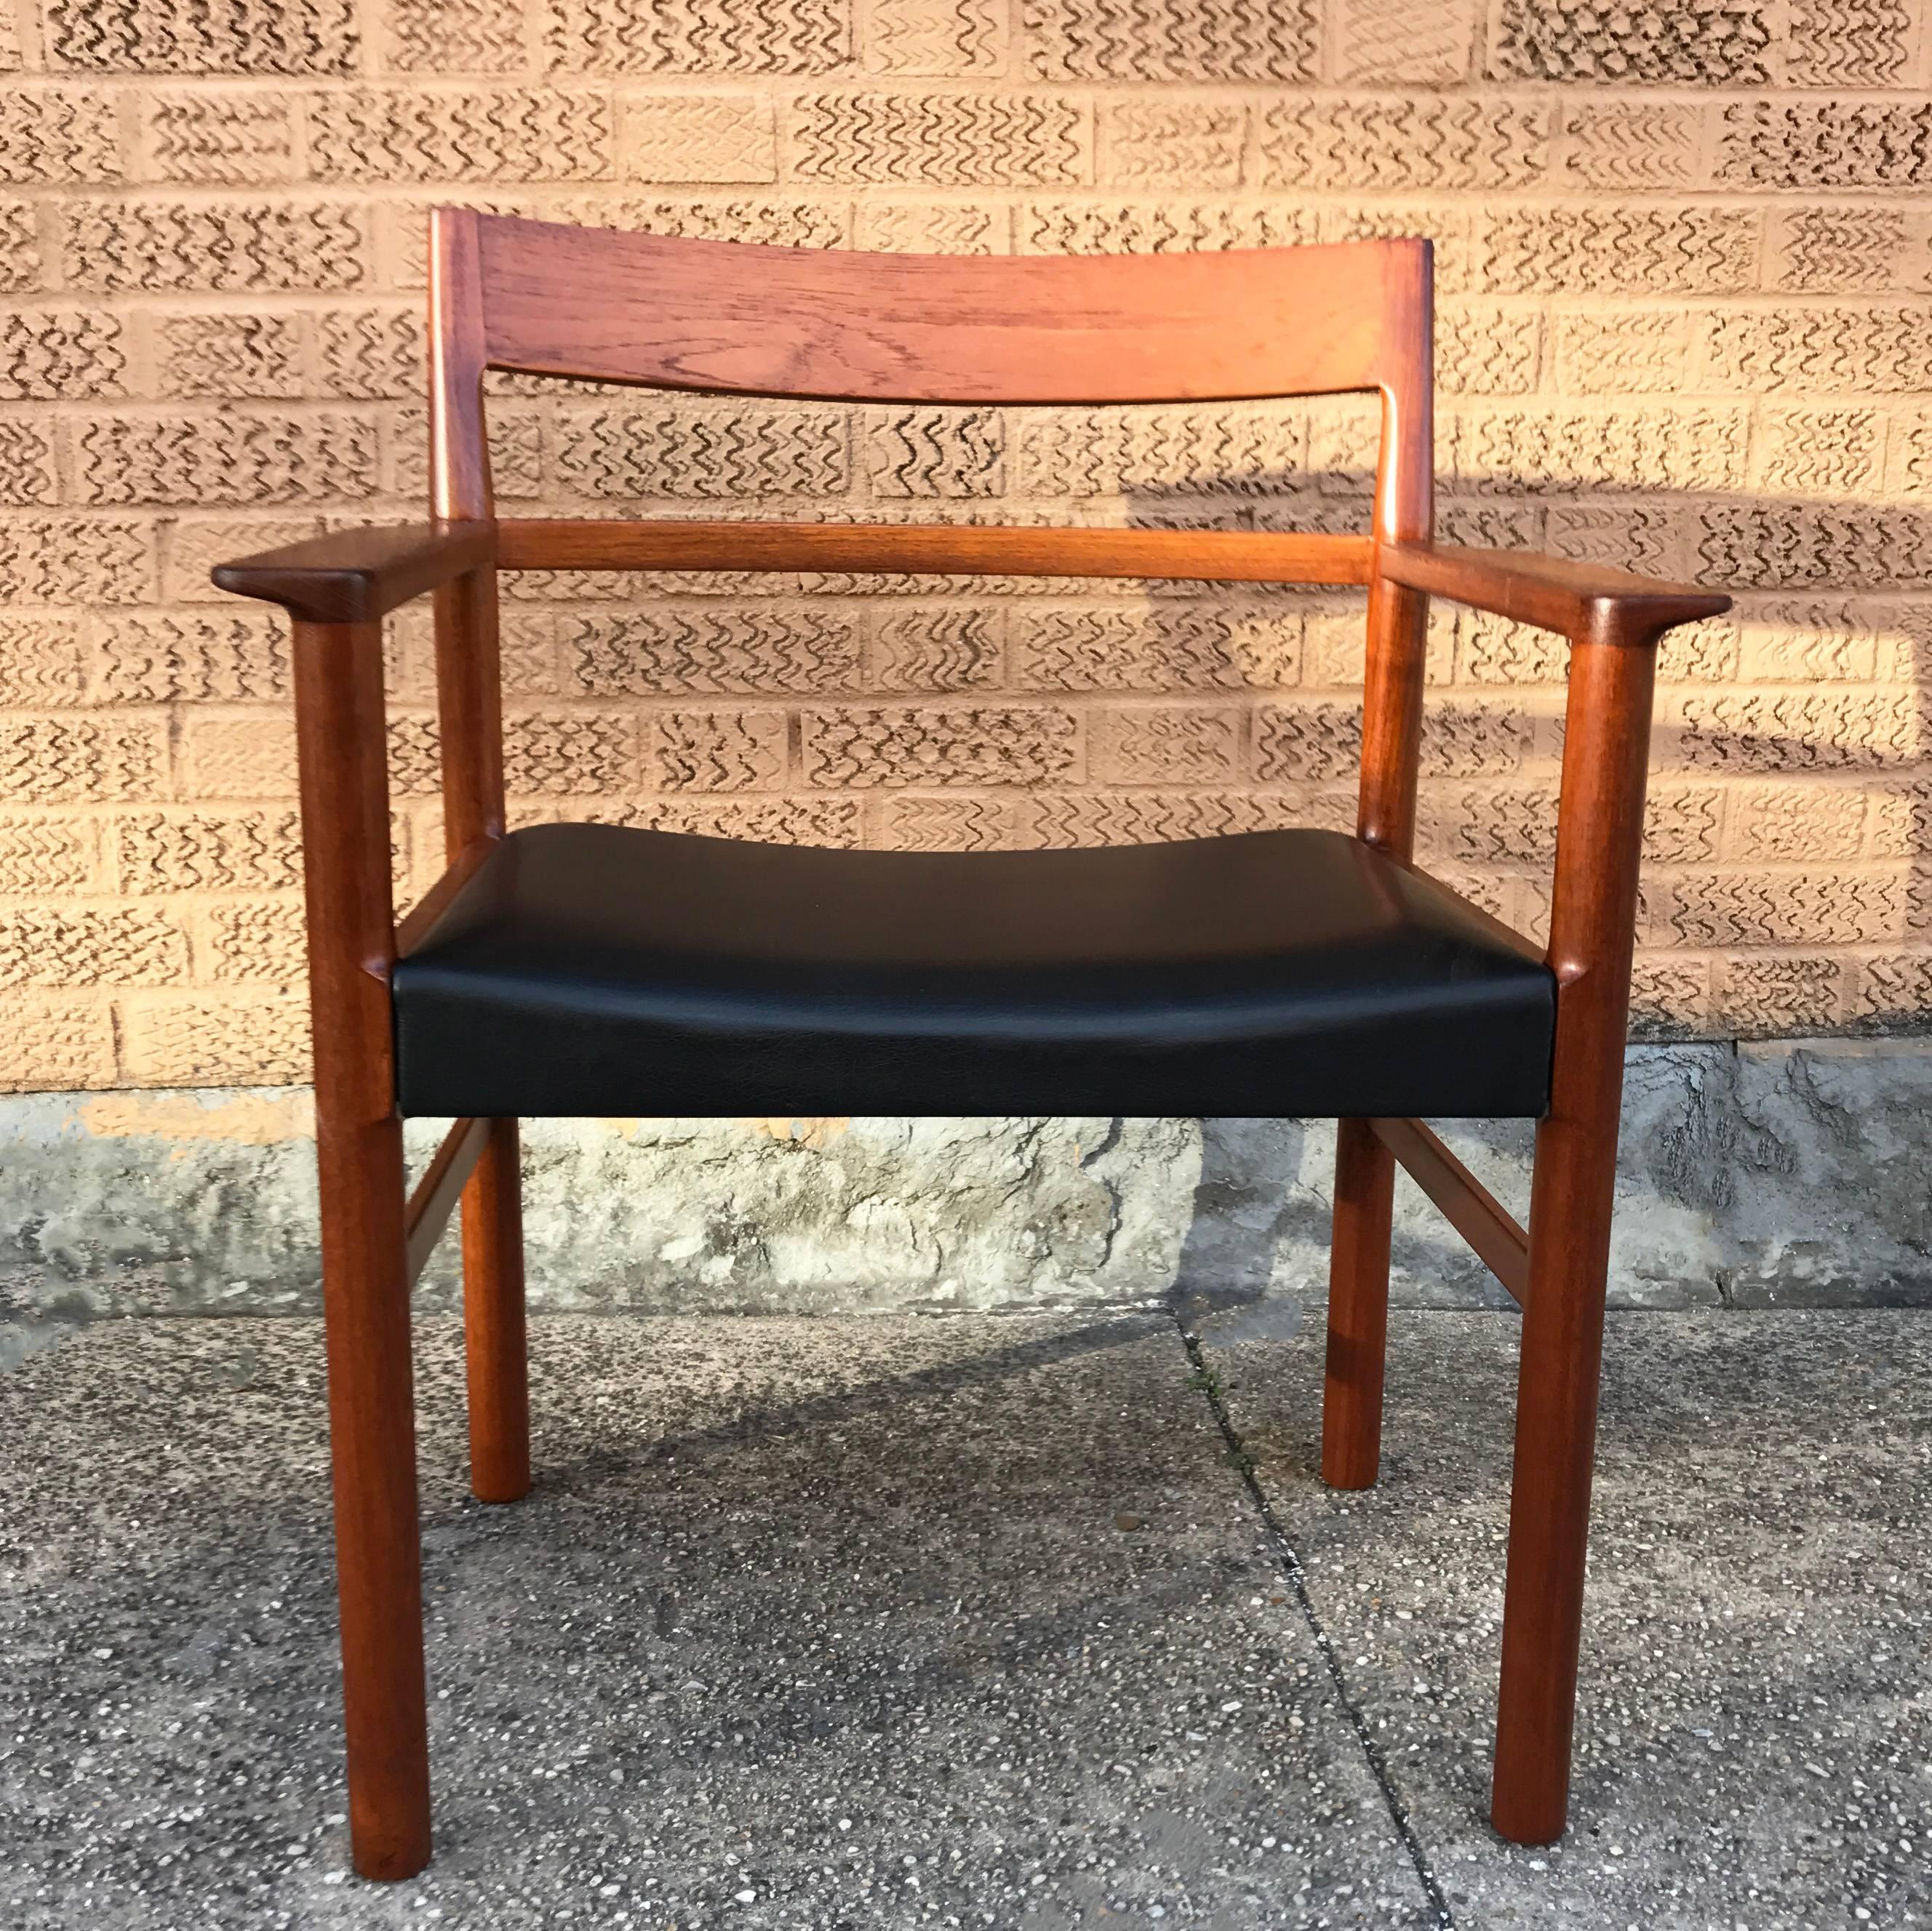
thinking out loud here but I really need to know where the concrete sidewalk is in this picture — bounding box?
[1,1309,1926,1928]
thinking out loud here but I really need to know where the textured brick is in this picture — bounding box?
[545,0,849,70]
[1467,208,1758,296]
[865,0,1002,73]
[119,992,309,1084]
[1,716,164,802]
[72,412,378,506]
[1787,0,1915,86]
[555,403,848,498]
[1558,104,1702,189]
[1752,408,1884,497]
[199,897,305,981]
[383,0,526,68]
[1015,406,1306,498]
[315,306,426,399]
[1731,783,1866,862]
[1552,313,1688,396]
[1854,956,1932,1028]
[1697,505,1932,591]
[1733,601,1893,684]
[1671,873,1912,948]
[1335,0,1477,79]
[791,93,1087,184]
[144,90,295,183]
[157,313,306,399]
[866,409,1004,497]
[1010,603,1301,690]
[1017,201,1315,255]
[0,518,153,604]
[0,197,37,289]
[115,810,301,894]
[1699,306,1932,394]
[1769,207,1914,294]
[1088,705,1240,785]
[870,608,1005,690]
[0,904,186,986]
[1022,0,1317,79]
[1675,692,1920,772]
[1258,96,1551,191]
[45,0,358,72]
[622,95,778,181]
[652,708,788,789]
[1488,0,1770,84]
[1256,701,1526,782]
[63,198,368,290]
[309,88,612,183]
[1629,955,1712,1040]
[0,814,97,893]
[0,86,122,181]
[1717,100,1932,191]
[0,618,87,705]
[802,706,1075,786]
[1101,102,1245,189]
[177,716,297,799]
[856,201,1004,252]
[1444,405,1749,496]
[564,609,861,692]
[0,996,118,1090]
[0,423,58,505]
[0,309,126,401]
[95,611,289,703]
[1437,305,1541,397]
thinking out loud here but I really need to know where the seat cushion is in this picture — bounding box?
[391,823,1555,1119]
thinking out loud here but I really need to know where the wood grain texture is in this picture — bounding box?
[1368,1115,1529,1306]
[402,1114,490,1287]
[211,522,493,624]
[1491,628,1662,1845]
[475,214,1428,407]
[462,1116,530,1506]
[495,519,1374,583]
[290,617,430,1882]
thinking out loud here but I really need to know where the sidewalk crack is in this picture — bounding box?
[1178,1323,1456,1931]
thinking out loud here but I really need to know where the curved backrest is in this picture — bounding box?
[427,209,1434,541]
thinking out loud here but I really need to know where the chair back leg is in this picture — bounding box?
[462,1116,530,1503]
[1322,1117,1397,1488]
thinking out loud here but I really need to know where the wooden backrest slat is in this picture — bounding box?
[470,213,1420,407]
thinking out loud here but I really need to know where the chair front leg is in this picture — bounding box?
[1322,1117,1397,1488]
[294,618,432,1879]
[1490,626,1657,1844]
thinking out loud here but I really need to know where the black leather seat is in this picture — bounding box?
[392,823,1554,1120]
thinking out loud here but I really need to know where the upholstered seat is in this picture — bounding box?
[391,821,1555,1119]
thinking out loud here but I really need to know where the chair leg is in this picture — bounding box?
[1322,1116,1396,1490]
[1490,1105,1618,1844]
[316,1112,432,1881]
[461,1116,530,1504]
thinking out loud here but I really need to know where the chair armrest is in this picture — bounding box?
[1378,542,1731,644]
[211,521,494,624]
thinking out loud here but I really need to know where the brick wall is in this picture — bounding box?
[4,0,1932,1090]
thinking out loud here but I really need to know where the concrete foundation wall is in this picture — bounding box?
[5,1040,1928,1344]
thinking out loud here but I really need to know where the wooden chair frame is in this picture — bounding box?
[215,210,1731,1880]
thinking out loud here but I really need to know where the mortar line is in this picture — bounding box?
[1176,1322,1455,1931]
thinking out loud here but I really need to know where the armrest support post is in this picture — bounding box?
[433,566,508,855]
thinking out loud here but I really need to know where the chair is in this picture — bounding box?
[213,209,1731,1880]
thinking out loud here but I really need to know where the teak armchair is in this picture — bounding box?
[215,210,1731,1880]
